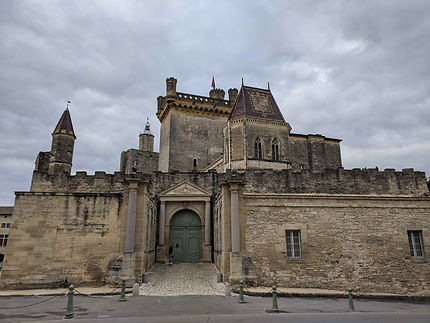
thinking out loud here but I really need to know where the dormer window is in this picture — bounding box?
[254,137,262,160]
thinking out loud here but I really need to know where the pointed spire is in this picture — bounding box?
[268,82,270,91]
[241,77,244,86]
[53,104,75,138]
[143,116,152,135]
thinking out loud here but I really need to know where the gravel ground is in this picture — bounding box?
[140,263,225,296]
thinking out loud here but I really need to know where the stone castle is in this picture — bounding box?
[1,77,429,295]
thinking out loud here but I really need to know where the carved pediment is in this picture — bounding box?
[160,181,210,197]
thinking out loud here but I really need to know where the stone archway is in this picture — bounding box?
[169,210,201,262]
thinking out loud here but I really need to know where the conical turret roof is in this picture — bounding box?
[228,85,286,122]
[53,108,75,138]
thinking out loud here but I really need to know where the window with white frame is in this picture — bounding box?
[285,230,301,259]
[408,230,424,258]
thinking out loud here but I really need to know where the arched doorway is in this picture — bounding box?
[169,210,201,262]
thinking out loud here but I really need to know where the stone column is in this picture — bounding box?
[203,200,212,262]
[122,180,139,282]
[230,183,240,253]
[205,201,211,245]
[156,200,167,263]
[158,201,166,245]
[125,182,138,253]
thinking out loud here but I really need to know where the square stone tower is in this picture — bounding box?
[156,77,235,172]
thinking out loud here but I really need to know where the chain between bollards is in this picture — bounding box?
[348,288,355,312]
[238,280,245,303]
[64,285,75,319]
[119,279,127,302]
[271,286,279,312]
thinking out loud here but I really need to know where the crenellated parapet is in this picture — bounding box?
[156,77,232,123]
[30,170,126,193]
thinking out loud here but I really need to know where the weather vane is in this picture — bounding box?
[66,100,71,110]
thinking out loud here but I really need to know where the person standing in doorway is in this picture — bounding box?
[168,245,174,266]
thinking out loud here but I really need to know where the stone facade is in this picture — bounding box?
[243,193,429,294]
[0,206,13,274]
[0,77,429,296]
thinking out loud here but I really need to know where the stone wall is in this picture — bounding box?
[243,193,430,294]
[0,192,123,288]
[120,149,159,175]
[289,134,342,171]
[35,151,50,173]
[164,110,225,171]
[235,168,428,196]
[244,120,291,162]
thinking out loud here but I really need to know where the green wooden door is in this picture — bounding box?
[169,210,201,262]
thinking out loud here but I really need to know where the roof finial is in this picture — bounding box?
[143,116,151,134]
[241,77,244,86]
[268,82,270,91]
[66,100,71,110]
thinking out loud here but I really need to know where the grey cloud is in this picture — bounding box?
[1,0,429,204]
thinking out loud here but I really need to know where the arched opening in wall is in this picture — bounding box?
[193,159,197,168]
[272,138,279,161]
[0,254,4,270]
[169,209,201,262]
[254,137,262,160]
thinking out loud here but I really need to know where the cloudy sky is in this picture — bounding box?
[1,0,429,205]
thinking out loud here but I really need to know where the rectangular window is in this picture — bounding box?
[0,234,8,247]
[286,230,301,259]
[408,230,424,258]
[6,223,10,228]
[1,223,5,228]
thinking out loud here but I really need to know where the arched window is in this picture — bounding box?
[254,137,262,160]
[272,138,279,161]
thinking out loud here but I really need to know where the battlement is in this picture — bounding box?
[221,167,429,196]
[157,77,233,123]
[29,170,125,193]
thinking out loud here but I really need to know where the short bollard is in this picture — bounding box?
[238,280,245,303]
[132,282,140,297]
[225,283,232,297]
[64,285,75,319]
[348,288,355,312]
[271,286,279,312]
[119,279,127,302]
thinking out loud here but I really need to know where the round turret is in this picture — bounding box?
[139,117,154,152]
[209,89,225,100]
[166,77,177,96]
[48,105,76,175]
[228,88,238,105]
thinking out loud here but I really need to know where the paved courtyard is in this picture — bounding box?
[0,263,429,321]
[140,263,225,296]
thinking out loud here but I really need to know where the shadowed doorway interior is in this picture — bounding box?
[169,210,201,262]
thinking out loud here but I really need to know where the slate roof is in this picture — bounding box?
[53,108,75,137]
[228,85,286,122]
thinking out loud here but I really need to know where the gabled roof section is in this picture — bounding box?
[228,85,286,122]
[53,108,75,137]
